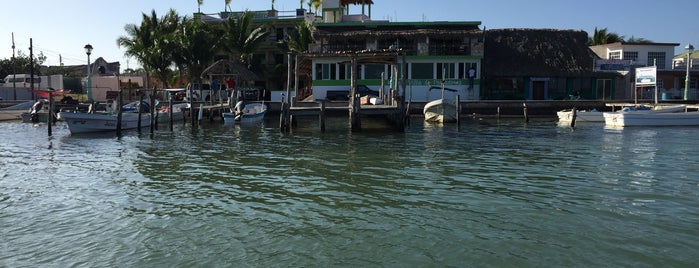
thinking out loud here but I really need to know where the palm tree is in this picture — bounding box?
[117,9,181,89]
[588,27,624,46]
[221,11,270,65]
[312,0,322,14]
[172,16,217,84]
[279,21,314,52]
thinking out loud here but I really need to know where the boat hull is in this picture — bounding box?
[223,103,267,124]
[603,111,699,127]
[58,112,151,133]
[423,99,457,123]
[557,110,604,123]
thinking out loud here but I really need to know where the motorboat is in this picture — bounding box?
[58,111,152,134]
[423,81,458,123]
[557,109,604,123]
[559,104,687,125]
[604,110,699,127]
[423,98,458,123]
[222,102,267,124]
[0,100,35,121]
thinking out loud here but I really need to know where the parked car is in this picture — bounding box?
[326,85,380,101]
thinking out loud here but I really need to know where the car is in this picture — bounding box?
[326,85,380,101]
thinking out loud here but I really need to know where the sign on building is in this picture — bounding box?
[635,66,657,86]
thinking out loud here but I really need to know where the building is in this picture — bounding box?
[589,42,697,100]
[306,0,484,102]
[484,29,617,101]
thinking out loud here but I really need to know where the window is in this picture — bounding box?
[364,64,385,80]
[436,63,456,79]
[411,63,433,79]
[623,51,638,61]
[596,79,613,100]
[647,52,666,69]
[608,51,621,59]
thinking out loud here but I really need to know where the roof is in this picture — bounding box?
[314,21,482,41]
[200,59,259,81]
[484,28,608,77]
[341,0,374,5]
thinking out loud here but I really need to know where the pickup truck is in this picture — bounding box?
[325,85,380,101]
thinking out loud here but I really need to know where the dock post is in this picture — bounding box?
[116,89,123,136]
[456,95,460,126]
[497,106,501,119]
[150,90,156,134]
[168,94,174,131]
[523,102,529,122]
[570,107,577,128]
[47,91,53,136]
[137,93,143,132]
[319,100,326,132]
[349,55,361,132]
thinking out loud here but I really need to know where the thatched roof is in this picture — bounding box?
[200,59,259,81]
[314,22,482,41]
[484,29,604,77]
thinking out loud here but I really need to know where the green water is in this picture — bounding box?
[1,118,698,267]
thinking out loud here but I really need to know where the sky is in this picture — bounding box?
[1,0,697,70]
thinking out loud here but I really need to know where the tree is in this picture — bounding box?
[117,9,181,89]
[278,21,314,52]
[221,11,270,65]
[172,16,217,84]
[626,36,653,43]
[588,27,624,46]
[0,51,43,79]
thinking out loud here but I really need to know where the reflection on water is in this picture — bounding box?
[1,119,699,267]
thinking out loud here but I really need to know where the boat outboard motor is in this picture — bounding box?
[138,101,150,113]
[30,99,45,123]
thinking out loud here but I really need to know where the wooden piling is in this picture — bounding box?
[497,106,501,119]
[168,95,174,131]
[570,107,577,128]
[47,91,53,136]
[523,102,529,122]
[137,93,143,132]
[319,99,326,132]
[116,89,123,136]
[455,95,460,126]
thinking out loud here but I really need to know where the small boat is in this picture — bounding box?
[58,111,152,134]
[603,110,699,127]
[0,100,36,121]
[424,98,458,123]
[557,109,604,123]
[156,103,190,123]
[558,104,687,124]
[222,102,267,124]
[423,82,458,123]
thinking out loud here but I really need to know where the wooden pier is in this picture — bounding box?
[279,51,409,132]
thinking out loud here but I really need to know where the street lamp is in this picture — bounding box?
[684,43,694,100]
[84,44,93,102]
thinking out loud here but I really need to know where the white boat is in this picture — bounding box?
[0,100,35,121]
[156,103,190,123]
[222,102,267,124]
[604,110,699,127]
[559,104,687,124]
[423,81,458,123]
[423,98,458,123]
[58,111,151,134]
[557,109,604,123]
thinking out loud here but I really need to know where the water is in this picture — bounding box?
[2,118,698,267]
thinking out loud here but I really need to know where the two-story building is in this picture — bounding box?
[589,42,696,100]
[306,0,484,102]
